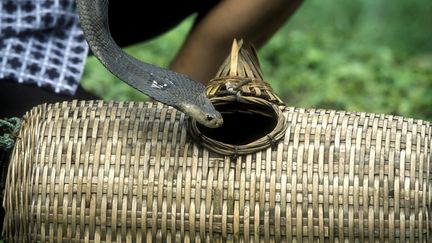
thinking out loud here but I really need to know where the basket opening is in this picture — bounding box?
[196,101,278,145]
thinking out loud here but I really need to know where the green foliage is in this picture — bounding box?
[261,31,432,119]
[0,117,21,150]
[81,0,432,120]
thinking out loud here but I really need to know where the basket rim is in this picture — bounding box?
[188,95,287,156]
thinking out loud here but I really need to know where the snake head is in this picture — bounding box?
[178,94,223,128]
[76,0,223,128]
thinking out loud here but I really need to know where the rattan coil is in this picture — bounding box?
[188,96,287,156]
[3,100,431,242]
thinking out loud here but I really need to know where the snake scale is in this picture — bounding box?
[76,0,223,128]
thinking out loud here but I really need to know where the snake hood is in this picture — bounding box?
[76,0,223,128]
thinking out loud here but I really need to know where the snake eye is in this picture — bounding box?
[206,115,214,121]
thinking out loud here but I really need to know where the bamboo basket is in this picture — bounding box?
[2,40,432,242]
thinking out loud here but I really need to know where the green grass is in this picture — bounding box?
[81,0,432,121]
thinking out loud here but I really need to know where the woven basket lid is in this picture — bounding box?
[189,40,287,156]
[206,39,284,105]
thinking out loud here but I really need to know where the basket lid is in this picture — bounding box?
[206,39,284,105]
[189,39,287,156]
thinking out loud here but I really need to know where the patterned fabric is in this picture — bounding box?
[0,0,88,95]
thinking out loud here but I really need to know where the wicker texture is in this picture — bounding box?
[206,40,284,105]
[3,100,432,242]
[190,40,287,156]
[3,39,432,242]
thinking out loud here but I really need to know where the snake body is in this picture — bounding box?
[76,0,222,128]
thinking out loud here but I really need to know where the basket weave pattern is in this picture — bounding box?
[3,100,431,242]
[190,40,287,156]
[205,40,284,106]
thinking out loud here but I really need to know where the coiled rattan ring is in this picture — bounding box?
[189,95,287,156]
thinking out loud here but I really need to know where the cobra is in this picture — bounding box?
[76,0,223,128]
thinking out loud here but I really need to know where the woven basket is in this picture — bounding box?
[2,41,432,242]
[190,40,287,156]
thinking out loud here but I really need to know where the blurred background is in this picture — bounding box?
[81,0,432,121]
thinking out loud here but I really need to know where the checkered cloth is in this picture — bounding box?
[0,0,89,95]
